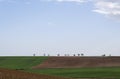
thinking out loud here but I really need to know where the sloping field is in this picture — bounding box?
[0,68,73,79]
[0,68,117,79]
[0,56,120,78]
[28,67,120,78]
[0,56,47,69]
[33,56,120,68]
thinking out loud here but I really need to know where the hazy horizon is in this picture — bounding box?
[0,0,120,56]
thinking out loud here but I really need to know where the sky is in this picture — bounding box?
[0,0,120,56]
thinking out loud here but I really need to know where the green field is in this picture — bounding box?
[0,56,47,69]
[0,56,120,79]
[26,67,120,78]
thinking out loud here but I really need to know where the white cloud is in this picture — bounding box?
[0,0,120,20]
[93,0,120,18]
[48,0,120,19]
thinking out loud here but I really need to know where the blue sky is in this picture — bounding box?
[0,0,120,56]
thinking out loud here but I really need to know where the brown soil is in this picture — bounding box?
[32,56,120,69]
[0,68,73,79]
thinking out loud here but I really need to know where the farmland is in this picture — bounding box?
[0,56,120,79]
[0,56,47,69]
[0,68,72,79]
[27,67,120,78]
[33,56,120,68]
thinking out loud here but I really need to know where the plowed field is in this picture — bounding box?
[33,56,120,68]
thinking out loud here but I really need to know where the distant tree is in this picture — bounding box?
[109,54,111,56]
[57,54,60,56]
[78,54,80,56]
[33,53,35,56]
[64,54,66,56]
[102,54,106,57]
[43,53,46,56]
[73,54,76,56]
[81,53,84,56]
[48,54,50,56]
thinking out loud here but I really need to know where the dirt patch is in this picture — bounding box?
[32,56,120,69]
